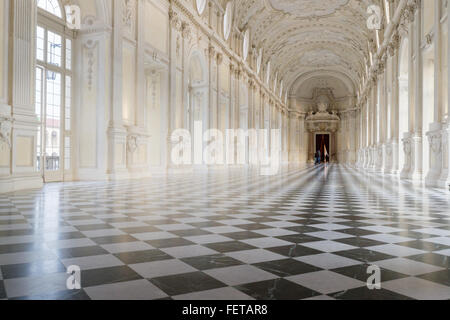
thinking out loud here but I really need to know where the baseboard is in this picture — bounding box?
[0,174,44,194]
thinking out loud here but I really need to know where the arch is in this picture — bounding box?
[186,50,208,139]
[422,49,435,176]
[289,70,355,98]
[188,50,208,88]
[398,37,409,170]
[37,0,63,18]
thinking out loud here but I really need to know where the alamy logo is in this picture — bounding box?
[66,265,81,290]
[65,5,81,30]
[367,5,382,30]
[367,265,381,290]
[170,121,281,176]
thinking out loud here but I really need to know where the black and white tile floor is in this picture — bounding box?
[0,164,450,300]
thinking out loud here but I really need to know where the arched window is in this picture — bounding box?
[35,0,74,181]
[37,0,63,18]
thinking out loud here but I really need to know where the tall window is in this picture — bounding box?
[35,0,73,180]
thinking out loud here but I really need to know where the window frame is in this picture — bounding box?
[36,1,75,179]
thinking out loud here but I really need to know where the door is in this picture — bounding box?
[315,134,330,162]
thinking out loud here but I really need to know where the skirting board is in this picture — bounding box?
[0,174,44,194]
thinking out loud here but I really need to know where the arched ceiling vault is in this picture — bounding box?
[234,0,377,102]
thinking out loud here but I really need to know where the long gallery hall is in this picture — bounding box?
[0,0,450,301]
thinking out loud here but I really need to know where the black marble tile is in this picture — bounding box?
[338,228,378,237]
[56,245,109,258]
[170,229,212,237]
[203,241,257,253]
[253,259,321,277]
[12,289,91,300]
[396,240,450,252]
[0,229,35,237]
[75,223,114,231]
[146,237,195,248]
[285,226,324,233]
[408,253,450,268]
[331,264,408,283]
[150,272,226,296]
[0,281,5,299]
[188,221,224,228]
[181,254,243,270]
[221,231,264,240]
[119,226,160,234]
[329,286,412,300]
[267,245,323,257]
[335,248,396,263]
[114,249,173,264]
[236,223,272,231]
[81,266,142,288]
[419,270,450,286]
[91,234,138,245]
[0,260,66,279]
[275,234,323,244]
[335,237,386,248]
[235,278,321,300]
[0,242,47,254]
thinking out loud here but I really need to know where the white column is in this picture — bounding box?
[426,0,443,186]
[411,2,423,181]
[0,0,43,193]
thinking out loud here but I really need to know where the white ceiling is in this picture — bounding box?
[234,0,375,103]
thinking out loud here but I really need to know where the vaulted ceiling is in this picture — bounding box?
[233,0,377,101]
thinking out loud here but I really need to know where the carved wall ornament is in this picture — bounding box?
[424,32,434,47]
[84,39,98,91]
[428,132,442,154]
[169,8,182,30]
[181,22,191,39]
[122,0,135,34]
[127,134,139,154]
[0,117,13,149]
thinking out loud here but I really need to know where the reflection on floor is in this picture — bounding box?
[0,164,450,300]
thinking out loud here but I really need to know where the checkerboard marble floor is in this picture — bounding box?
[1,164,450,300]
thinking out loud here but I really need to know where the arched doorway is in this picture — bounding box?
[187,51,208,165]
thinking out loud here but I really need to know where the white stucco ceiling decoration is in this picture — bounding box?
[268,0,350,18]
[234,0,373,108]
[299,49,343,67]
